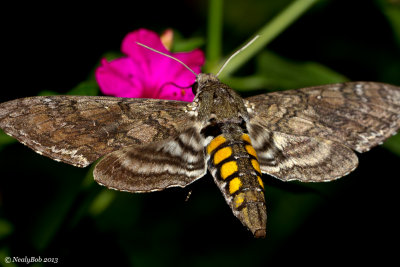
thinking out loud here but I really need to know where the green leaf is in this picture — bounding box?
[0,218,13,239]
[227,50,348,92]
[171,31,205,52]
[215,0,319,77]
[37,79,99,96]
[205,0,224,69]
[258,50,348,88]
[376,0,400,46]
[38,90,59,96]
[102,51,123,62]
[0,130,16,150]
[67,79,99,96]
[29,171,85,251]
[89,189,117,216]
[383,133,400,156]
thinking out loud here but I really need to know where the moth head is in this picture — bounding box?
[191,73,220,97]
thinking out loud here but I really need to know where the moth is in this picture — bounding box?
[1,40,400,238]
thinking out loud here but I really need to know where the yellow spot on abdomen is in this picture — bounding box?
[220,161,238,179]
[252,159,261,174]
[207,135,226,154]
[229,177,242,194]
[245,145,258,159]
[257,176,264,189]
[241,134,251,144]
[214,146,232,165]
[234,193,245,208]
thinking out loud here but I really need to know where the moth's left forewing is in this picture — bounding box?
[0,96,191,167]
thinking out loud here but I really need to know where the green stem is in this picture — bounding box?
[217,0,318,78]
[205,0,224,72]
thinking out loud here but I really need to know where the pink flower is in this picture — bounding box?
[95,29,205,101]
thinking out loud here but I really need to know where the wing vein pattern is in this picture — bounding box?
[247,82,400,182]
[0,95,191,167]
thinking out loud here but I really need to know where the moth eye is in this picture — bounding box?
[192,82,199,95]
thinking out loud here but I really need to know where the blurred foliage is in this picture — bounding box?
[0,132,15,150]
[227,50,348,91]
[0,0,399,266]
[0,219,13,239]
[172,32,205,53]
[376,0,400,45]
[383,133,400,155]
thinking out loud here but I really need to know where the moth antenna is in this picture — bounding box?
[216,35,260,77]
[136,42,198,78]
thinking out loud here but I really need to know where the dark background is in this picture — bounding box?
[1,1,399,266]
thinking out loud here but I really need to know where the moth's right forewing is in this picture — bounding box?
[0,96,191,167]
[93,126,207,192]
[247,82,400,153]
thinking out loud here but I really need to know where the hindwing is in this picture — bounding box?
[248,123,358,182]
[93,126,207,192]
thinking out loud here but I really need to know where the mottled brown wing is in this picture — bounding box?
[0,95,191,167]
[94,126,207,192]
[248,123,359,182]
[247,82,400,153]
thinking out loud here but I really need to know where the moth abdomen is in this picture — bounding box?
[205,129,266,238]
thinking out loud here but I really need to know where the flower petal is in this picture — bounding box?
[122,28,168,61]
[174,49,205,72]
[95,58,144,98]
[158,83,195,102]
[171,48,205,85]
[96,28,205,101]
